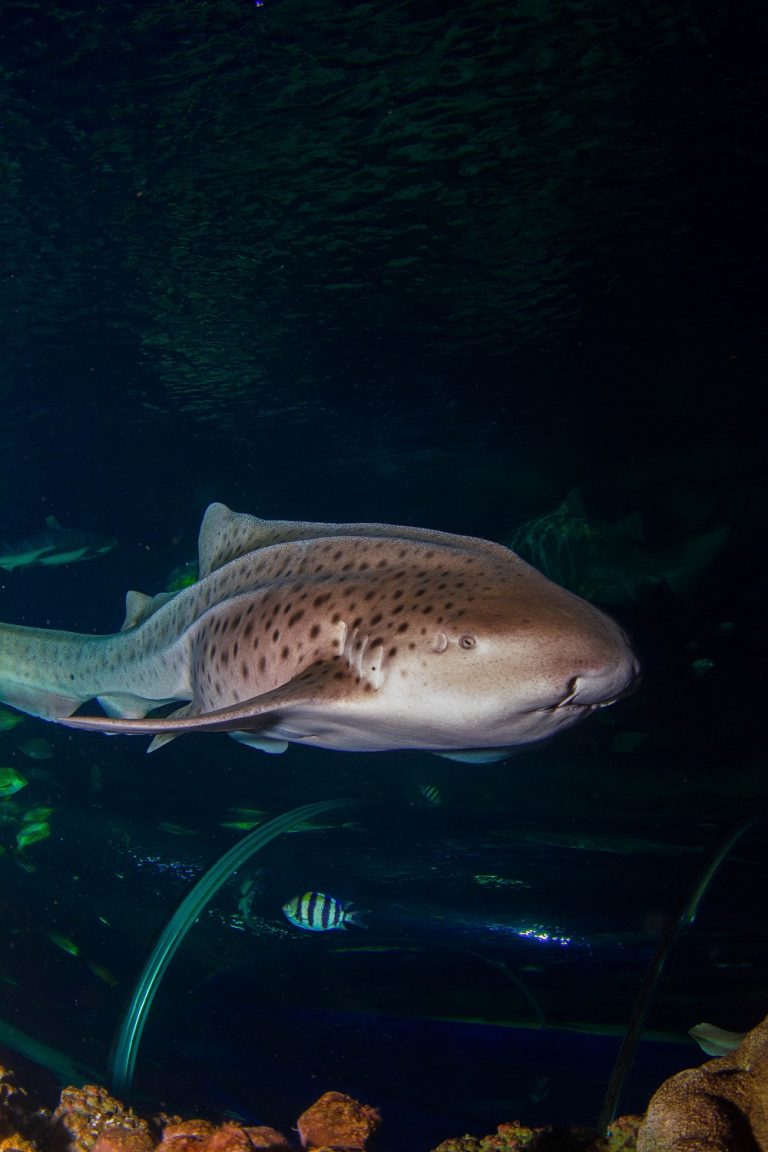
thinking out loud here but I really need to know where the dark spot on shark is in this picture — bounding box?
[310,624,320,638]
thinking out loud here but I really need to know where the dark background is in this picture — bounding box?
[1,2,767,1147]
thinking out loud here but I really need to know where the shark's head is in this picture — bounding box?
[381,574,640,749]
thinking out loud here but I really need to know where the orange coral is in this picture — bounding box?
[296,1091,381,1150]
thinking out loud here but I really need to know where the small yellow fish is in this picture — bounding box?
[46,931,79,956]
[0,707,23,732]
[285,819,363,834]
[157,822,199,836]
[220,820,264,831]
[87,962,118,986]
[16,737,55,760]
[22,806,54,823]
[16,820,50,850]
[0,767,28,798]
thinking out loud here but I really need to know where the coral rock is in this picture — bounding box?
[160,1120,215,1149]
[159,1122,290,1152]
[637,1013,768,1151]
[604,1115,643,1150]
[92,1131,156,1152]
[242,1128,292,1151]
[204,1126,259,1152]
[53,1086,153,1152]
[296,1091,381,1150]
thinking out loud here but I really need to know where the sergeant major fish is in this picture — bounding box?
[283,891,364,932]
[0,503,639,760]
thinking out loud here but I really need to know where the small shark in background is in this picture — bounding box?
[509,490,729,606]
[0,503,638,760]
[0,516,116,571]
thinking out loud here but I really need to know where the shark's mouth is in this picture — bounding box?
[549,662,641,713]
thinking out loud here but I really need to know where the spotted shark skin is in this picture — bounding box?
[0,504,639,757]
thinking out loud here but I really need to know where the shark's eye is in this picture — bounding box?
[459,634,476,650]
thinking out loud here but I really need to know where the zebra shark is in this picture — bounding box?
[0,504,639,759]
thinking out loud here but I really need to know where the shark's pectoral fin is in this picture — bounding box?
[228,731,289,754]
[0,681,84,722]
[59,660,357,745]
[434,748,517,764]
[96,692,177,720]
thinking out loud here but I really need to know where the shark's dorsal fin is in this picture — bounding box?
[198,504,297,578]
[197,502,515,580]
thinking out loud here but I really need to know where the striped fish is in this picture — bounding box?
[282,891,364,932]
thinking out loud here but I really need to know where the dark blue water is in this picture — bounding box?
[1,2,767,1147]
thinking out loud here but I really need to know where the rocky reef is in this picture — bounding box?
[4,1017,768,1152]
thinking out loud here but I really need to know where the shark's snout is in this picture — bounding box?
[552,637,641,714]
